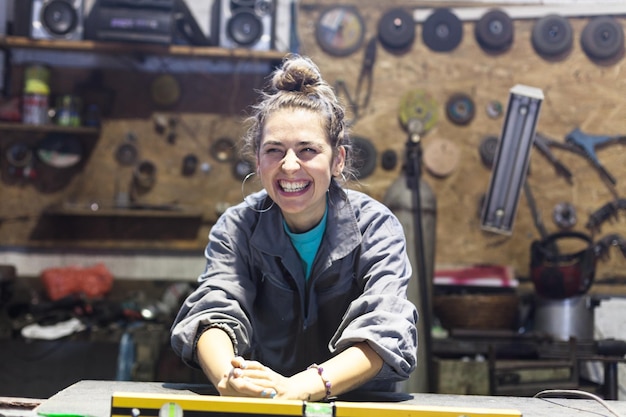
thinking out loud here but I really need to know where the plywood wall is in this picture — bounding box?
[295,0,626,281]
[1,1,625,282]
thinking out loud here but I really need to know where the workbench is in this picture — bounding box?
[3,380,625,417]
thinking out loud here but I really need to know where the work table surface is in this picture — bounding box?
[4,380,626,417]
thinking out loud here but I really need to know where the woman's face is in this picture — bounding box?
[257,108,345,233]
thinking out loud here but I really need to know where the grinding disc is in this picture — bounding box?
[115,142,139,166]
[398,89,438,134]
[381,149,398,171]
[423,137,460,178]
[422,8,463,53]
[377,8,416,52]
[315,5,365,57]
[36,135,83,168]
[580,16,625,62]
[478,136,499,168]
[351,136,377,179]
[474,9,514,53]
[445,93,475,126]
[531,14,573,58]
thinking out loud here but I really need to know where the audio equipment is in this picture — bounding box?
[31,0,84,40]
[85,0,174,45]
[215,0,275,51]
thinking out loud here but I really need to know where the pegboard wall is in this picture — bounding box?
[1,0,625,283]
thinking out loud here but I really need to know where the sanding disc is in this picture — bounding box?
[422,8,463,53]
[531,14,573,58]
[474,9,514,53]
[377,8,416,52]
[398,89,438,134]
[423,138,460,178]
[445,93,475,126]
[580,16,625,62]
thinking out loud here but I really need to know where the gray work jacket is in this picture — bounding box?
[170,183,418,390]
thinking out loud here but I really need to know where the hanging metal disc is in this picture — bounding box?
[351,136,377,179]
[381,149,398,171]
[315,6,366,57]
[580,16,625,62]
[474,9,514,53]
[445,92,476,126]
[531,14,573,58]
[377,8,416,52]
[422,8,463,52]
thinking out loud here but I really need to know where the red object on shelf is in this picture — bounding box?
[434,264,517,288]
[40,263,114,301]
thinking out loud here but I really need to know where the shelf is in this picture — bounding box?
[0,36,287,61]
[44,203,204,219]
[0,122,100,135]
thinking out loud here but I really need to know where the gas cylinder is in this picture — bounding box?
[383,174,437,393]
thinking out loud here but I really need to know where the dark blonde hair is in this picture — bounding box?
[241,54,353,180]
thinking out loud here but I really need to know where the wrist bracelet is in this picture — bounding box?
[308,363,332,400]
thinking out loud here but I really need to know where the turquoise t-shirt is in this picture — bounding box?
[283,206,328,280]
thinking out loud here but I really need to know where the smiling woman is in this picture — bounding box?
[170,54,418,402]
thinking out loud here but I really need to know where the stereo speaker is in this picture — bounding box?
[31,0,84,40]
[215,0,275,51]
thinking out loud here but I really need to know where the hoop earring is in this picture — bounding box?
[242,172,275,213]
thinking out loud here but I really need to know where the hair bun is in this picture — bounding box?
[272,56,322,94]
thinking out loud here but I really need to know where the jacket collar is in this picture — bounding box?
[250,182,361,263]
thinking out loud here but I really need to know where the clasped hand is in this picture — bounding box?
[217,356,289,399]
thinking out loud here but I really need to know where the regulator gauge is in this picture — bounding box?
[315,6,366,57]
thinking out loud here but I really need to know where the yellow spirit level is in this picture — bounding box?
[111,392,522,417]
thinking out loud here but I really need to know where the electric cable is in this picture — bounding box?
[534,389,624,417]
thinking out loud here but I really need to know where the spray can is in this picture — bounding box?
[22,64,51,125]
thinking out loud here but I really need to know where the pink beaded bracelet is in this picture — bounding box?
[308,363,332,400]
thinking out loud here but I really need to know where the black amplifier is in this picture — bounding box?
[85,0,175,45]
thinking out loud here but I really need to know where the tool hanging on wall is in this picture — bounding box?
[334,37,377,125]
[421,8,463,53]
[381,149,398,171]
[474,9,514,54]
[532,132,577,184]
[580,16,625,63]
[350,136,377,179]
[398,89,438,135]
[523,181,549,240]
[531,14,573,60]
[210,137,237,163]
[552,202,577,229]
[565,128,625,187]
[445,92,475,125]
[377,7,416,53]
[314,5,365,57]
[586,198,626,233]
